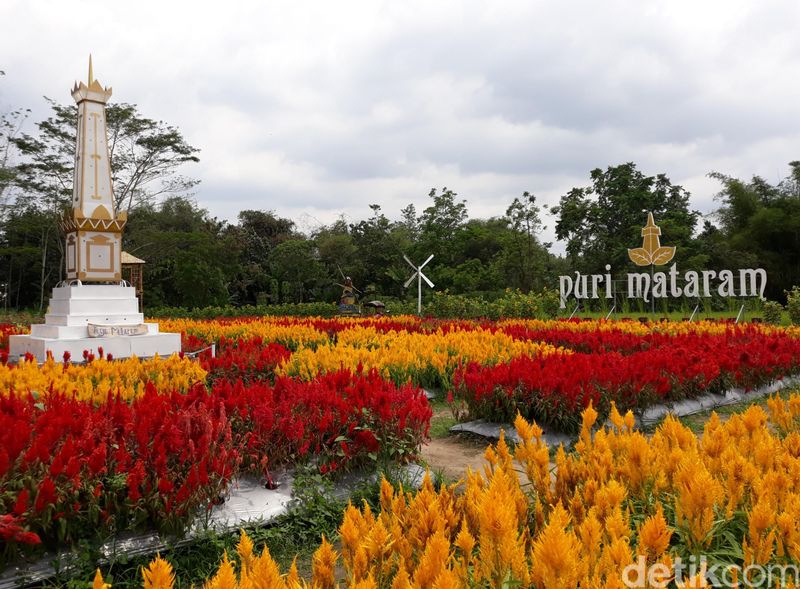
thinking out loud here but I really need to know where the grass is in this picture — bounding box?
[428,398,458,439]
[572,308,789,324]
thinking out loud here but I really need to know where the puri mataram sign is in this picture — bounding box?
[559,214,766,308]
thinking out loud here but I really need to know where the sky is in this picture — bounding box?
[1,0,799,249]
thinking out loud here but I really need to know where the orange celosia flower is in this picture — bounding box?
[237,529,255,575]
[311,535,338,589]
[530,504,585,589]
[142,555,175,589]
[93,569,111,589]
[412,530,451,589]
[203,553,236,589]
[637,503,672,560]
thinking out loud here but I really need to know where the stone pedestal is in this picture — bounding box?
[9,284,181,362]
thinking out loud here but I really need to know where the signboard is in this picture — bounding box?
[558,213,767,308]
[88,323,148,337]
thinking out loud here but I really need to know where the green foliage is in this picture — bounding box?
[228,210,297,305]
[786,286,800,325]
[494,287,560,319]
[762,300,784,325]
[268,239,325,303]
[424,288,561,320]
[148,301,341,318]
[425,291,488,319]
[710,163,800,300]
[0,71,29,204]
[124,197,235,308]
[553,163,700,274]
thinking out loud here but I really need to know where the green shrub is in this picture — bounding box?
[425,291,489,319]
[424,288,561,320]
[786,286,800,325]
[762,300,784,325]
[144,289,564,320]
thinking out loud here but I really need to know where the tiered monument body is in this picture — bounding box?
[9,58,181,362]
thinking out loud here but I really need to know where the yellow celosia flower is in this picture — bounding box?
[236,529,255,575]
[276,325,565,385]
[0,354,205,403]
[119,394,800,589]
[285,558,300,588]
[311,535,338,589]
[530,503,585,589]
[744,498,777,565]
[93,569,111,589]
[390,563,412,589]
[674,457,724,550]
[204,553,236,589]
[249,544,285,589]
[412,530,450,589]
[637,503,672,560]
[142,554,175,589]
[431,568,459,589]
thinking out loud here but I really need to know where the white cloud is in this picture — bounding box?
[2,0,799,254]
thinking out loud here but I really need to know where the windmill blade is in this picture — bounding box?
[403,255,416,270]
[404,272,418,289]
[420,254,434,269]
[420,272,434,288]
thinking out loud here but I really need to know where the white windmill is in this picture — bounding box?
[403,254,434,315]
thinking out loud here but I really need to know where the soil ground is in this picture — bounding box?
[420,434,489,481]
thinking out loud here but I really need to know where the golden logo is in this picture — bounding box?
[627,212,675,267]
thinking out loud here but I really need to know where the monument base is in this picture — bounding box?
[9,332,182,363]
[8,284,182,362]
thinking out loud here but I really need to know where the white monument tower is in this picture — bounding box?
[9,58,181,362]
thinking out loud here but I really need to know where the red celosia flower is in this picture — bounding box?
[13,489,29,516]
[34,477,57,513]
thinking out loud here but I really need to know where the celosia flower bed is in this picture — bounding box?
[0,324,434,561]
[0,369,430,560]
[110,397,800,588]
[171,316,800,430]
[454,322,800,431]
[3,315,800,567]
[0,352,206,402]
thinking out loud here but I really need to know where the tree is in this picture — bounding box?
[552,163,700,273]
[0,97,201,310]
[12,100,199,214]
[0,204,61,311]
[502,191,549,291]
[123,197,235,308]
[412,187,469,292]
[268,239,324,303]
[0,71,30,213]
[349,204,412,296]
[709,162,800,299]
[314,217,361,302]
[419,187,467,246]
[397,203,420,242]
[229,210,296,305]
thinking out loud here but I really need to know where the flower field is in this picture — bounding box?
[2,315,800,572]
[99,398,800,588]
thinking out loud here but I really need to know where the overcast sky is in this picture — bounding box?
[2,0,799,248]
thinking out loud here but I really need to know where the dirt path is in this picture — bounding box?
[420,435,489,481]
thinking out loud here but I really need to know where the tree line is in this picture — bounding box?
[1,78,798,310]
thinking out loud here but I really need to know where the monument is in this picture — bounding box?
[9,58,181,361]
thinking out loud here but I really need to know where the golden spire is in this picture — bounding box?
[72,55,112,103]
